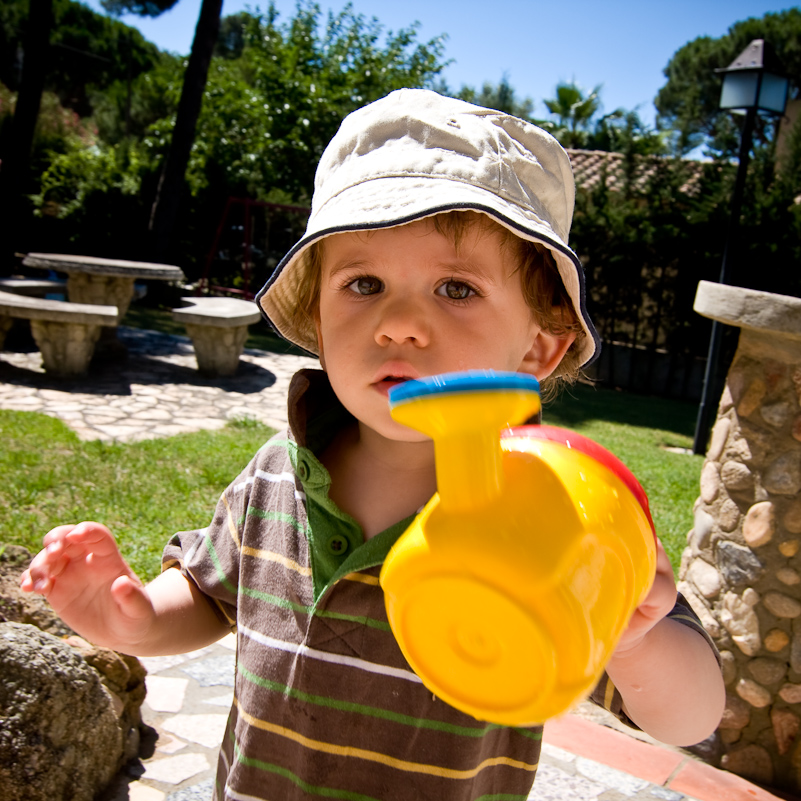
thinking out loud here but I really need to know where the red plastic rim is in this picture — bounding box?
[502,424,656,537]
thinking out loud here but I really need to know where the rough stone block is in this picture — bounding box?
[0,622,124,801]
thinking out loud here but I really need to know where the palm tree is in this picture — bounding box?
[543,82,602,148]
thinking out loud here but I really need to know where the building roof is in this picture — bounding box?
[566,148,708,194]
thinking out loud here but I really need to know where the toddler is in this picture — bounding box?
[22,89,724,801]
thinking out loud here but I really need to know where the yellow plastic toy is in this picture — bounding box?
[379,371,657,726]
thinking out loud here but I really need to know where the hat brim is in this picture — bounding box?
[256,175,600,367]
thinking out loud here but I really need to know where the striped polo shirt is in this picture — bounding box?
[162,368,717,801]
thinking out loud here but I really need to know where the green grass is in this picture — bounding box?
[1,361,703,582]
[1,411,276,582]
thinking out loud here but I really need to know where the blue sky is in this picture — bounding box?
[82,0,796,126]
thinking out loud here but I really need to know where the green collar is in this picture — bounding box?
[285,369,417,600]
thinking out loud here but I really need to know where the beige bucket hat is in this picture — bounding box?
[256,88,600,366]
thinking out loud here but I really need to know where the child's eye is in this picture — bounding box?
[347,276,383,295]
[437,280,476,301]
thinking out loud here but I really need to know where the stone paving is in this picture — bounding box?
[0,325,319,441]
[0,325,749,801]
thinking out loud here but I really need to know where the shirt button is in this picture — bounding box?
[327,535,349,555]
[297,461,310,480]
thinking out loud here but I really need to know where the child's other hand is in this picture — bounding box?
[19,521,155,651]
[614,537,677,657]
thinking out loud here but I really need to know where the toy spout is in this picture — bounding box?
[431,429,504,512]
[388,371,541,513]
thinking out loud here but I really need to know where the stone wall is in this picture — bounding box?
[679,281,801,791]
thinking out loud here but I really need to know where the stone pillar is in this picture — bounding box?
[184,323,249,377]
[679,281,801,791]
[29,319,102,378]
[67,273,136,318]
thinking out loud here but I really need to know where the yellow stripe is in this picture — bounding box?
[222,493,311,576]
[234,699,537,779]
[222,493,242,549]
[344,572,379,586]
[212,597,236,626]
[603,676,616,710]
[241,545,312,577]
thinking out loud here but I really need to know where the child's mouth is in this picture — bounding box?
[379,376,409,388]
[375,376,411,395]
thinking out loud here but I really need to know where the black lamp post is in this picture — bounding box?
[692,39,789,455]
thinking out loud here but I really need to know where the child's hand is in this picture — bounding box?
[613,537,677,658]
[20,521,156,652]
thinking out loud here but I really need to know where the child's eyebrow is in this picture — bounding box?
[325,258,373,281]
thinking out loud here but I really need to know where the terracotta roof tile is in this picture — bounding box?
[566,148,706,195]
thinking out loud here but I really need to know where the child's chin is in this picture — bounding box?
[371,419,431,444]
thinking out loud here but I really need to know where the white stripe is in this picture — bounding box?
[183,527,208,565]
[239,624,422,684]
[224,784,269,801]
[234,470,305,501]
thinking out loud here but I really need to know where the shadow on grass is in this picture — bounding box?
[544,381,700,439]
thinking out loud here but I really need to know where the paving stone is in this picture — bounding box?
[145,676,189,713]
[165,778,216,801]
[577,758,651,796]
[141,753,210,785]
[529,763,606,800]
[155,733,187,754]
[139,653,192,674]
[128,782,167,801]
[647,788,685,801]
[181,653,236,687]
[161,713,228,749]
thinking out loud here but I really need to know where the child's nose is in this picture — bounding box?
[374,296,431,347]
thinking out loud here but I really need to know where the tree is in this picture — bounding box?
[154,3,449,204]
[655,8,801,155]
[456,74,534,119]
[102,0,223,261]
[1,0,162,117]
[586,109,670,157]
[0,0,53,272]
[543,81,602,148]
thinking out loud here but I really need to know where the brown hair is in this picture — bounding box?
[289,211,586,394]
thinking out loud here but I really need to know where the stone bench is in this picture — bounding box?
[0,278,67,297]
[172,296,262,377]
[0,290,119,378]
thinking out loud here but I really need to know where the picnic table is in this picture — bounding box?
[21,253,186,361]
[22,253,185,318]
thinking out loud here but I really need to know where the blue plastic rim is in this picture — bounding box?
[388,370,540,408]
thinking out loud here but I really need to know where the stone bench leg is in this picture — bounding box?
[0,316,12,350]
[29,319,102,378]
[185,324,249,377]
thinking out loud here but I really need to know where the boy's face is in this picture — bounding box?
[314,218,568,442]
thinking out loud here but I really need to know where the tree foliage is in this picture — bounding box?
[656,8,801,155]
[0,0,163,117]
[146,2,449,204]
[456,74,534,119]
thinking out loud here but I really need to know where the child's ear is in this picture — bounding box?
[519,329,576,380]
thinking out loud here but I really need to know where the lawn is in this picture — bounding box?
[0,376,702,583]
